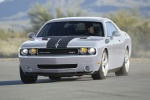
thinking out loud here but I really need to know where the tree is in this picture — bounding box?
[106,10,139,32]
[27,2,83,33]
[28,3,53,33]
[106,10,150,57]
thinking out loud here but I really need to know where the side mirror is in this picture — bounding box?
[112,31,121,37]
[27,32,35,39]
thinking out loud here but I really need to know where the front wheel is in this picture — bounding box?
[20,67,38,84]
[115,49,129,76]
[91,50,108,80]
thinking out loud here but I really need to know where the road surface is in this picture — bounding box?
[0,58,150,100]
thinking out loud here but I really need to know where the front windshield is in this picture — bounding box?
[37,21,104,37]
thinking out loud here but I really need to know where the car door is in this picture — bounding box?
[105,22,123,69]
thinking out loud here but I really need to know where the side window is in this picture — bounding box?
[106,22,117,37]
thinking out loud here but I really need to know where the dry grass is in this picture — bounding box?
[130,58,150,63]
[0,31,26,40]
[134,51,150,58]
[0,29,27,57]
[0,38,27,57]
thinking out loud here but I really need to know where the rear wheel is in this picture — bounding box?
[91,50,108,80]
[115,49,129,76]
[20,67,37,84]
[49,76,61,80]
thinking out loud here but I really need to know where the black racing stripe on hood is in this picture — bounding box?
[47,36,63,48]
[57,36,89,48]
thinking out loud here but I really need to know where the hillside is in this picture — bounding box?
[0,0,150,31]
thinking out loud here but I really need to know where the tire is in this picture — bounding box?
[91,50,108,80]
[49,76,61,80]
[20,67,37,84]
[115,49,129,76]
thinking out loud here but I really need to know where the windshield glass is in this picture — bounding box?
[37,21,104,37]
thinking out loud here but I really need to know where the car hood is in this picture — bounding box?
[21,36,105,48]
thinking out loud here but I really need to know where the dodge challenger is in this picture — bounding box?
[19,17,131,84]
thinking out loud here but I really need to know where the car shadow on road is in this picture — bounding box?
[0,75,116,86]
[0,77,91,86]
[0,80,23,86]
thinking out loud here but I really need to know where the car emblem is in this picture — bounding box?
[55,43,59,48]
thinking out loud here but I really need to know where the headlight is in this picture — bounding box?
[88,48,96,55]
[29,48,37,55]
[79,48,88,54]
[20,49,28,56]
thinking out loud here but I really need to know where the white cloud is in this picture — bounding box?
[0,0,5,3]
[0,0,14,3]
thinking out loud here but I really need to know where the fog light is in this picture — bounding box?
[84,66,90,72]
[27,67,32,72]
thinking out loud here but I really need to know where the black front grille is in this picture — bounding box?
[37,64,77,69]
[38,48,78,55]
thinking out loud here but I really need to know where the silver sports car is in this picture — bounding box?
[19,17,131,84]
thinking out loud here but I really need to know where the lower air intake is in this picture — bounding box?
[37,64,77,69]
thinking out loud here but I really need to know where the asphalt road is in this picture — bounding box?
[0,58,150,100]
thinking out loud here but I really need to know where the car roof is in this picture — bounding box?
[47,17,110,23]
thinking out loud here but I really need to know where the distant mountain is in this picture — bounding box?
[0,0,150,31]
[0,0,49,20]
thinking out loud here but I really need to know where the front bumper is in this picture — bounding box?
[19,55,101,76]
